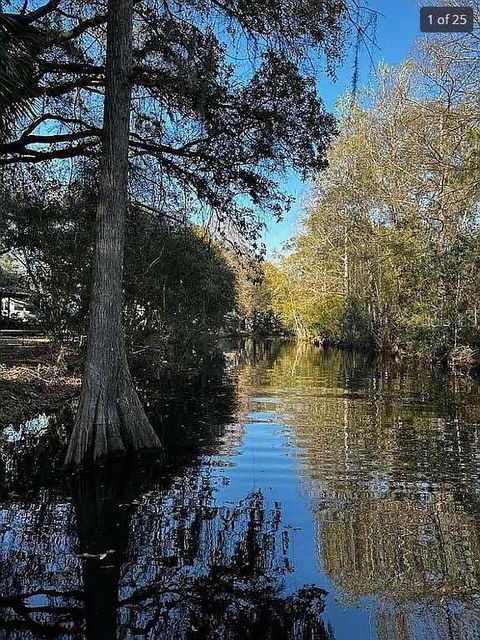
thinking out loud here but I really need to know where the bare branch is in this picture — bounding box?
[0,143,97,165]
[55,13,107,44]
[24,0,61,23]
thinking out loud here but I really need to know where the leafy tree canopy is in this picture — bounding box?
[0,0,361,251]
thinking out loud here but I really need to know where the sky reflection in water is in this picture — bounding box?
[1,342,480,639]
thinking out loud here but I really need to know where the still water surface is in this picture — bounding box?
[1,342,480,639]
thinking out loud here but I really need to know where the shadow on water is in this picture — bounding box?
[0,340,333,639]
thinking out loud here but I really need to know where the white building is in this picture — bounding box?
[0,293,36,322]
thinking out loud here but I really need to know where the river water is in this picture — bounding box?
[1,341,480,639]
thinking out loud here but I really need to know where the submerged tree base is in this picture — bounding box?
[64,361,161,468]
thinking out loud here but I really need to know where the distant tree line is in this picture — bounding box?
[266,16,480,365]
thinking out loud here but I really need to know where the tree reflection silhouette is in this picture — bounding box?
[270,344,480,640]
[1,461,333,639]
[0,344,334,640]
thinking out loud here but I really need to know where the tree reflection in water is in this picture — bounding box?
[0,342,333,640]
[270,344,480,640]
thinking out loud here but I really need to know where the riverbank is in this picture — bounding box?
[0,364,80,427]
[305,334,480,372]
[0,338,80,427]
[1,331,478,431]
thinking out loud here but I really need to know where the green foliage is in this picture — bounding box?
[0,13,43,136]
[0,0,356,254]
[0,255,21,290]
[0,180,237,341]
[267,31,480,361]
[124,220,236,341]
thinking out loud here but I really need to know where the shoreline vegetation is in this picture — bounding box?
[0,0,351,467]
[1,329,479,433]
[262,31,479,366]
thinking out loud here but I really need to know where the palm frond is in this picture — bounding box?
[0,13,44,139]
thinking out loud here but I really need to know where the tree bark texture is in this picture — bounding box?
[64,0,161,467]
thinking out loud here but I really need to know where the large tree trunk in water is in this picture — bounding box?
[65,0,161,467]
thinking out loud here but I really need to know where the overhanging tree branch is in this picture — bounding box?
[55,13,107,43]
[0,129,100,155]
[39,60,104,75]
[24,0,61,23]
[0,142,97,165]
[19,113,99,137]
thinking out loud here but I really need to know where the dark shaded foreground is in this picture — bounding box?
[0,341,333,639]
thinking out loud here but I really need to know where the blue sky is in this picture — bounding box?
[262,0,421,257]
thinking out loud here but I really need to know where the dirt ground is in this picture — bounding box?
[0,338,80,427]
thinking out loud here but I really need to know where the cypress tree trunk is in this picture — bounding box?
[65,0,161,467]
